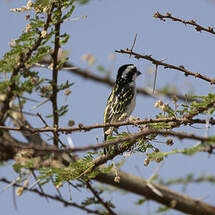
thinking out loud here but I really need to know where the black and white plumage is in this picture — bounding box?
[103,64,141,153]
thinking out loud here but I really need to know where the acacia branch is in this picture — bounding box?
[51,5,62,146]
[1,129,215,215]
[0,3,56,125]
[86,181,117,215]
[1,126,214,164]
[115,49,215,85]
[9,111,45,146]
[38,57,194,102]
[0,178,102,215]
[0,128,212,157]
[0,116,214,134]
[184,100,215,119]
[1,94,215,157]
[95,170,215,215]
[154,12,215,35]
[90,128,215,171]
[65,66,195,101]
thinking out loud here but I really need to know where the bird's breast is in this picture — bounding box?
[126,90,136,117]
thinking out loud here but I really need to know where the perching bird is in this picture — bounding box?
[103,64,141,154]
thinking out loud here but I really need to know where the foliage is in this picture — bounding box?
[0,0,215,215]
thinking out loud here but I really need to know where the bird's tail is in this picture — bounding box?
[103,133,109,155]
[104,131,118,154]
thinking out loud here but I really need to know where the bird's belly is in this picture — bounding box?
[126,94,136,117]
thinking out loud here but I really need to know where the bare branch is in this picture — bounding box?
[95,170,215,215]
[0,117,215,134]
[1,126,214,165]
[115,49,215,85]
[50,5,62,146]
[1,129,215,215]
[0,178,102,215]
[154,12,215,35]
[129,33,137,58]
[38,57,194,102]
[86,181,117,215]
[37,113,49,127]
[9,111,45,146]
[90,128,215,172]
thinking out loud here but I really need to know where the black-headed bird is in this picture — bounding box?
[103,64,141,154]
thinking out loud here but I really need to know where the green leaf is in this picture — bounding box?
[156,206,170,213]
[62,5,75,20]
[136,197,146,205]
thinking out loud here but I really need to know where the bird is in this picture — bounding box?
[103,64,141,154]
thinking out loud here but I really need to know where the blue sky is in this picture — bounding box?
[1,0,215,214]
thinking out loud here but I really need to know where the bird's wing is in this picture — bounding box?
[104,87,134,124]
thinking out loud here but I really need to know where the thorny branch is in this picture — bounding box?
[1,127,215,215]
[1,5,215,215]
[154,12,215,35]
[86,181,117,215]
[90,128,215,172]
[2,136,215,215]
[1,94,215,157]
[51,4,62,146]
[0,116,215,134]
[115,49,215,84]
[0,3,56,125]
[38,57,194,102]
[0,178,102,215]
[1,128,214,156]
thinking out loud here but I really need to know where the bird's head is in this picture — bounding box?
[116,64,141,86]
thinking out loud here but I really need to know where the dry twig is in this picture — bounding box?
[0,178,102,215]
[154,12,215,35]
[115,49,215,85]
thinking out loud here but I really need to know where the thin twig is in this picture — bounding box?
[0,178,102,215]
[86,181,117,215]
[32,99,49,110]
[153,64,158,94]
[1,127,215,156]
[115,49,215,85]
[37,57,195,102]
[90,128,215,171]
[31,170,49,202]
[37,113,49,127]
[0,3,56,125]
[50,5,62,147]
[129,33,137,58]
[0,117,215,134]
[51,177,63,200]
[153,12,215,35]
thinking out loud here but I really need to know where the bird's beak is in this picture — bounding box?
[136,70,141,76]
